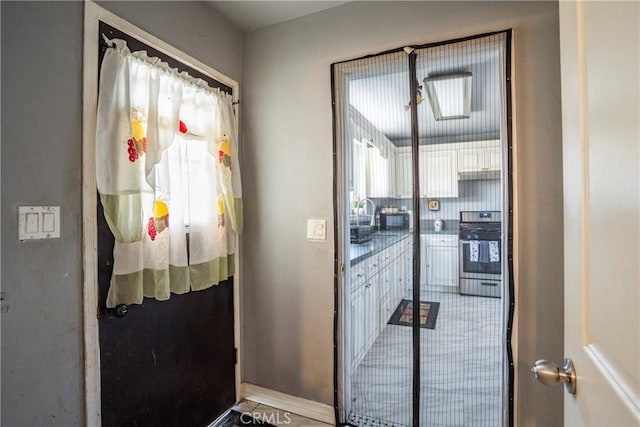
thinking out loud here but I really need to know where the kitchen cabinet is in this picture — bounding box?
[351,284,366,367]
[350,139,368,198]
[363,275,379,350]
[457,142,501,173]
[394,151,413,198]
[395,148,458,198]
[379,255,402,331]
[420,148,459,198]
[350,235,412,369]
[395,141,504,198]
[367,146,396,198]
[420,234,459,289]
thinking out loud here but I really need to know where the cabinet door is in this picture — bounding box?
[367,146,393,197]
[484,146,502,171]
[351,285,366,368]
[379,265,392,299]
[379,292,393,331]
[395,151,412,198]
[457,148,483,172]
[351,139,368,198]
[457,144,502,173]
[421,149,459,197]
[364,280,379,348]
[419,235,428,286]
[390,240,412,302]
[426,246,459,287]
[403,249,412,297]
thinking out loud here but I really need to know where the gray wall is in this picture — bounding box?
[378,180,503,223]
[0,2,241,425]
[241,1,564,425]
[421,180,502,221]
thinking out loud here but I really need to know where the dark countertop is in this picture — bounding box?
[350,228,459,265]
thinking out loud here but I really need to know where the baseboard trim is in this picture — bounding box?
[241,383,335,425]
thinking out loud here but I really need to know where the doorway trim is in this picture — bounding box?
[82,2,241,425]
[331,29,515,426]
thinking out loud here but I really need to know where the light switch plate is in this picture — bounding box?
[18,206,60,241]
[307,218,327,241]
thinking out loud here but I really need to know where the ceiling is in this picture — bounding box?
[348,46,502,146]
[206,2,503,146]
[207,1,349,32]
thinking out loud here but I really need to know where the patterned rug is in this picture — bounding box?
[387,299,440,329]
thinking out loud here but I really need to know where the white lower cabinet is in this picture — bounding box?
[421,234,459,289]
[426,246,458,287]
[351,236,412,369]
[364,278,379,350]
[351,284,366,367]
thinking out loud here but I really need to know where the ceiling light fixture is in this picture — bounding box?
[423,72,472,120]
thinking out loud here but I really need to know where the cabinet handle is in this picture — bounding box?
[365,283,372,288]
[357,274,363,278]
[372,263,378,267]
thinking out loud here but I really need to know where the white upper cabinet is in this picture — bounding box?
[395,147,459,198]
[367,146,395,198]
[350,139,368,198]
[457,140,501,173]
[392,140,501,199]
[394,151,413,198]
[420,148,459,198]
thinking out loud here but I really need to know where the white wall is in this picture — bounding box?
[241,1,564,425]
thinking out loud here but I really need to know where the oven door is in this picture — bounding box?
[459,239,502,279]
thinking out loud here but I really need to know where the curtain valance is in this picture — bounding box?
[96,38,242,307]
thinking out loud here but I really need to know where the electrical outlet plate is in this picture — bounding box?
[18,206,60,241]
[307,218,327,241]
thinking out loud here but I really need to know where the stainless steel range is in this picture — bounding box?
[459,211,502,298]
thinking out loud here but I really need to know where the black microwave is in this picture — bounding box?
[380,212,410,229]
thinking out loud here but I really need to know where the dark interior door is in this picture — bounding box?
[96,22,236,427]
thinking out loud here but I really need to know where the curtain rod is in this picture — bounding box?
[98,21,233,96]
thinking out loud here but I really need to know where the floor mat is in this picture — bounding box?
[387,299,440,329]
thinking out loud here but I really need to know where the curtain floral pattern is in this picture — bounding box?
[96,38,242,308]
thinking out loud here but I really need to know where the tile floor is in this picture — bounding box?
[349,290,503,427]
[231,400,333,426]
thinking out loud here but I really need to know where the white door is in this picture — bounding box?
[559,1,639,425]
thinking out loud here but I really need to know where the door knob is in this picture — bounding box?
[531,358,577,394]
[102,303,129,319]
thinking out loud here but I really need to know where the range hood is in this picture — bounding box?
[458,170,501,181]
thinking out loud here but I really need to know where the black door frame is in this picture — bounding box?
[330,29,515,427]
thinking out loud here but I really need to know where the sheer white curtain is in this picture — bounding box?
[96,38,242,307]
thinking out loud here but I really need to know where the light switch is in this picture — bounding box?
[18,206,60,241]
[42,213,55,232]
[307,218,327,241]
[25,213,39,233]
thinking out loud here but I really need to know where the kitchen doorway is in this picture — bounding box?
[332,31,513,426]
